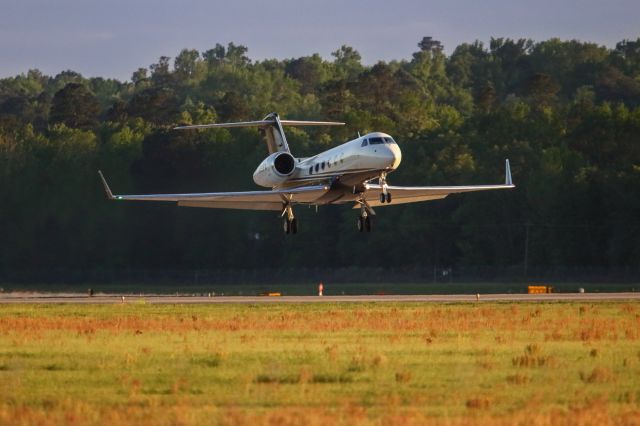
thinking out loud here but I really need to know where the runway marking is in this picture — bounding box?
[1,293,640,304]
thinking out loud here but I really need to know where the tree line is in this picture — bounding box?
[1,37,639,283]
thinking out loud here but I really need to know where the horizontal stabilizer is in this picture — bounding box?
[280,120,345,127]
[174,119,344,130]
[174,120,273,130]
[174,112,344,154]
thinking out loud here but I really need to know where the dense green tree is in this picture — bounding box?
[418,36,444,53]
[49,83,101,129]
[613,38,640,76]
[131,68,149,86]
[216,92,249,121]
[203,43,250,69]
[332,45,363,80]
[1,36,639,282]
[127,87,180,124]
[174,49,201,80]
[150,56,172,86]
[285,54,330,94]
[525,73,560,106]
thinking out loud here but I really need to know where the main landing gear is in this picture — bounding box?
[356,202,373,232]
[379,192,392,203]
[282,204,298,234]
[378,172,392,204]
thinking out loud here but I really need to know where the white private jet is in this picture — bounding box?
[99,112,514,234]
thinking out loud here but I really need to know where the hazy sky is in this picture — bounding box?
[1,0,638,81]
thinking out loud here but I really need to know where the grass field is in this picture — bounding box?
[1,302,639,425]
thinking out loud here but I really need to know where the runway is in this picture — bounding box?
[2,292,640,304]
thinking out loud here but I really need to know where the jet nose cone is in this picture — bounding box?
[387,143,402,170]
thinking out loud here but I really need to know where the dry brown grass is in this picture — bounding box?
[506,373,530,385]
[580,366,615,384]
[1,302,639,425]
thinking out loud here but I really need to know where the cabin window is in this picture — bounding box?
[361,139,368,147]
[315,164,319,172]
[309,166,313,174]
[321,162,325,170]
[369,137,384,145]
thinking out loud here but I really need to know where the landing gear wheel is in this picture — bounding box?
[379,193,386,203]
[357,216,372,232]
[283,218,298,235]
[386,192,392,203]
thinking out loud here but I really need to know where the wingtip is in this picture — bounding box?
[505,159,514,186]
[98,170,115,200]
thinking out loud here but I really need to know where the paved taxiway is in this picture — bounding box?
[1,293,640,304]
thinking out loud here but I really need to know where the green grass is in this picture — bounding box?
[1,302,639,424]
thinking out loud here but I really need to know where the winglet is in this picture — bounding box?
[505,159,513,186]
[98,170,115,200]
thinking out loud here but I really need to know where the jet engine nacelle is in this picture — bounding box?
[253,151,296,187]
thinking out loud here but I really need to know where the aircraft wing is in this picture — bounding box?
[98,171,328,211]
[358,159,514,208]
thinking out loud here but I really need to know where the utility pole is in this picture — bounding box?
[524,222,531,279]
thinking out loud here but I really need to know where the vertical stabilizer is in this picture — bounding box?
[261,113,290,154]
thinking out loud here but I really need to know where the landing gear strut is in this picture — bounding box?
[356,203,373,232]
[378,172,392,203]
[282,204,298,234]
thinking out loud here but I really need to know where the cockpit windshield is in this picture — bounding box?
[361,136,396,146]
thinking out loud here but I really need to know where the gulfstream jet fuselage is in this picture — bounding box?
[99,113,514,234]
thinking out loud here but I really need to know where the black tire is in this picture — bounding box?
[291,218,298,234]
[365,216,372,232]
[386,192,392,203]
[357,217,364,232]
[379,193,386,203]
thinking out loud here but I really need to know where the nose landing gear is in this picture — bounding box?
[357,214,372,232]
[378,172,392,203]
[282,203,298,234]
[356,200,374,232]
[283,217,298,234]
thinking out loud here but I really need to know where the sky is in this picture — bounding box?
[1,0,638,81]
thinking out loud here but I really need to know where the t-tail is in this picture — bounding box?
[174,112,344,154]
